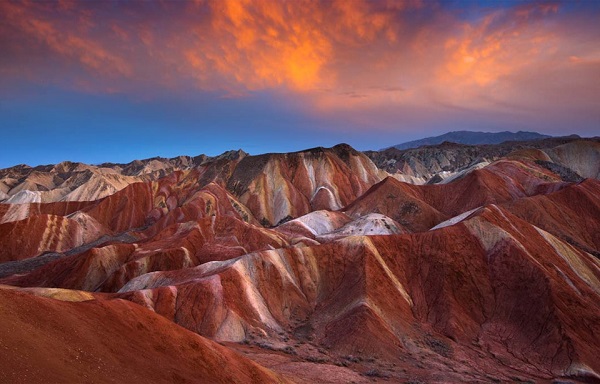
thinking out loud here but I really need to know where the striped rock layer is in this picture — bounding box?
[0,142,599,383]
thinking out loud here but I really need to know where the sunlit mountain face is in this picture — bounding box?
[1,0,599,167]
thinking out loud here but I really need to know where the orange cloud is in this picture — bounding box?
[205,0,333,91]
[0,0,598,132]
[440,5,560,88]
[0,0,433,95]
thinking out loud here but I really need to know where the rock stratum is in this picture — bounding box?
[0,139,599,383]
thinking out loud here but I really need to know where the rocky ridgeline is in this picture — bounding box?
[365,136,599,183]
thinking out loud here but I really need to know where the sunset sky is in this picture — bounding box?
[1,0,599,167]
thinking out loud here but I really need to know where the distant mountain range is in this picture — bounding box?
[386,130,555,150]
[367,135,599,184]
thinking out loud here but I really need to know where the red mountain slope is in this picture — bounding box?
[502,178,600,254]
[345,158,570,231]
[99,202,599,382]
[0,288,285,383]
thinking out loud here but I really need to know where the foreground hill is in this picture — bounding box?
[0,288,285,384]
[0,141,598,383]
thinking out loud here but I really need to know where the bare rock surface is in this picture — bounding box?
[0,142,599,383]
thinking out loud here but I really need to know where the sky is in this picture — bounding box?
[1,0,599,168]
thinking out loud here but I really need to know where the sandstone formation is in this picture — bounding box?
[0,150,248,204]
[226,144,386,225]
[0,140,599,383]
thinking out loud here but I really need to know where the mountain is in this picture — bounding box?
[0,145,384,226]
[0,141,599,383]
[387,130,553,150]
[0,150,247,204]
[366,136,599,184]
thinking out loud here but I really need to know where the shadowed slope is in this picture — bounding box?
[367,136,599,184]
[345,158,569,232]
[544,140,600,179]
[343,176,446,232]
[503,178,600,254]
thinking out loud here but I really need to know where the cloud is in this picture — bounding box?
[0,0,598,134]
[0,0,421,93]
[1,1,131,79]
